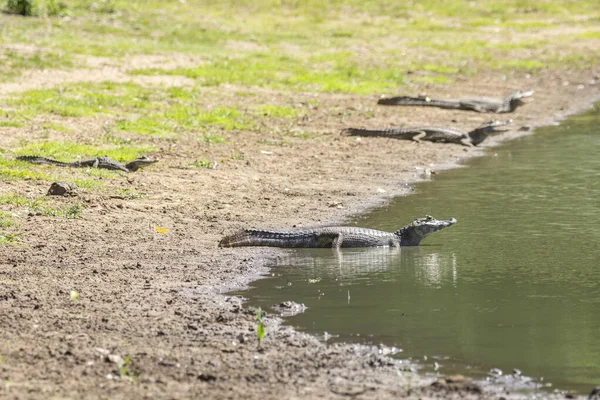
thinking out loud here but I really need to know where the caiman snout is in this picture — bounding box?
[397,215,457,246]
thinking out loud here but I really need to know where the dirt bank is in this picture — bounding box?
[1,67,600,399]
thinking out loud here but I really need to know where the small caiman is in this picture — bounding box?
[342,120,512,146]
[377,90,534,113]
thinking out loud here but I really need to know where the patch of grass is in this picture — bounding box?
[188,159,217,169]
[114,118,174,137]
[198,133,226,145]
[73,178,103,189]
[116,106,253,136]
[0,193,84,218]
[39,122,72,132]
[1,49,73,71]
[114,188,148,199]
[14,140,155,162]
[0,159,51,180]
[412,75,453,85]
[0,232,22,245]
[230,152,244,161]
[0,211,14,228]
[8,82,155,118]
[493,58,547,71]
[574,31,600,39]
[7,83,255,135]
[0,121,24,128]
[132,52,407,94]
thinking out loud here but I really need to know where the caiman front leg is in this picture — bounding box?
[315,232,344,248]
[411,131,427,143]
[460,138,475,147]
[332,234,344,249]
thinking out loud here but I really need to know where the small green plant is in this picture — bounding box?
[118,355,138,383]
[189,159,217,169]
[114,189,148,199]
[69,290,79,301]
[0,233,20,244]
[256,307,265,347]
[63,203,83,219]
[231,152,245,161]
[0,211,14,228]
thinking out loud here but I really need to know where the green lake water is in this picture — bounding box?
[237,108,600,394]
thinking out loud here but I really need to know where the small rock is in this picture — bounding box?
[589,386,600,400]
[48,182,78,196]
[107,354,124,367]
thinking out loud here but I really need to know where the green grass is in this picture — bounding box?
[13,140,155,162]
[188,159,217,168]
[0,232,22,245]
[7,82,156,119]
[115,106,253,136]
[0,0,597,97]
[131,52,407,94]
[0,158,52,181]
[0,49,74,81]
[114,188,148,199]
[0,121,24,128]
[5,82,255,135]
[198,133,226,145]
[0,211,14,228]
[0,193,84,218]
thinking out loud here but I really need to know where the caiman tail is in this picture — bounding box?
[341,128,400,138]
[377,96,461,109]
[16,155,72,167]
[219,229,319,248]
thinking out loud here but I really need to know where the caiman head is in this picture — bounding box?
[469,119,512,145]
[395,215,457,246]
[125,156,159,172]
[504,90,534,112]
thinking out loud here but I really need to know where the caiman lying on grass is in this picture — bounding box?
[16,155,158,172]
[377,90,534,113]
[219,215,457,248]
[342,120,512,147]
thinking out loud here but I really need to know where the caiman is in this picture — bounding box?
[219,215,457,249]
[377,90,534,113]
[16,155,158,172]
[342,119,512,147]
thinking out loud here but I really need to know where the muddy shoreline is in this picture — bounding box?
[1,68,600,399]
[221,73,600,397]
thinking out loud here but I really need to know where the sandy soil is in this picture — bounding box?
[1,65,600,400]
